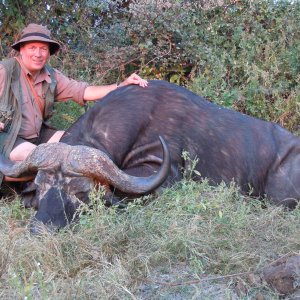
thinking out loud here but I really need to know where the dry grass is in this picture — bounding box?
[0,179,299,299]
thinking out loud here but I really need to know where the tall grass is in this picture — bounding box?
[0,180,299,299]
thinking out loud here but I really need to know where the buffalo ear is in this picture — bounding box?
[0,154,14,168]
[0,154,16,175]
[21,181,38,194]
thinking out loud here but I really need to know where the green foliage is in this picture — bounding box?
[186,1,300,130]
[48,101,86,130]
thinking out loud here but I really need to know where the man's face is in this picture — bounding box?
[20,42,50,74]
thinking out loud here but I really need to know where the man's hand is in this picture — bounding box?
[120,73,148,88]
[83,73,148,101]
[0,122,4,131]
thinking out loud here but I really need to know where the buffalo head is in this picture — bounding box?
[0,136,170,233]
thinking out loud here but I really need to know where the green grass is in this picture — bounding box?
[48,101,86,130]
[0,179,299,299]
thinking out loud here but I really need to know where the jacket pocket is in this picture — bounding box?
[0,106,14,132]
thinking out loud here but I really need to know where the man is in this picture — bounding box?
[0,24,148,183]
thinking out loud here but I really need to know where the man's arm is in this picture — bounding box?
[83,73,148,101]
[83,84,119,101]
[0,66,6,131]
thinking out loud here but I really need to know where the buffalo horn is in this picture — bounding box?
[69,136,171,194]
[0,137,170,194]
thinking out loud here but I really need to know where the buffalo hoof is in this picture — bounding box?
[262,254,300,296]
[278,198,299,210]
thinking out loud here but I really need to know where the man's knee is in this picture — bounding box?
[5,142,36,182]
[8,130,65,162]
[9,142,36,162]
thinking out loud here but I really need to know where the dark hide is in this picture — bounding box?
[61,80,300,208]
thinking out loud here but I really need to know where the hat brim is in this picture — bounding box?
[12,36,60,55]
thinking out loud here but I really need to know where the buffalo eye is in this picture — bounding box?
[74,191,90,204]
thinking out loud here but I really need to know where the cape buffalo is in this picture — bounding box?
[0,80,299,232]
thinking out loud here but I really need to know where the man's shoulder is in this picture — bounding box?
[0,57,17,68]
[44,65,66,78]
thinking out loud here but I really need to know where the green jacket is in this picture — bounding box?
[0,58,57,184]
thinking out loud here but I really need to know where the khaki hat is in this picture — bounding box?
[11,23,60,55]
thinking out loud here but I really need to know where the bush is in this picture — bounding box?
[187,1,300,131]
